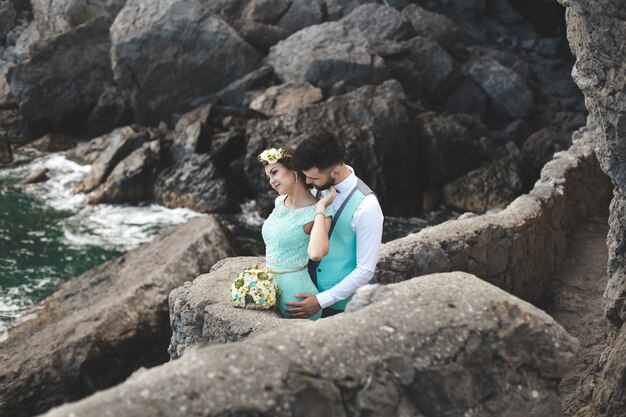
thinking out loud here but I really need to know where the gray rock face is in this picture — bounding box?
[340,4,412,41]
[249,82,323,116]
[0,1,16,41]
[245,81,425,216]
[85,85,133,139]
[324,0,377,20]
[74,125,151,194]
[376,128,612,304]
[88,140,165,205]
[110,0,262,125]
[522,128,567,174]
[443,156,524,214]
[468,57,534,119]
[406,36,456,96]
[42,272,577,417]
[267,20,389,92]
[0,133,11,163]
[31,0,126,36]
[0,216,239,417]
[401,3,460,49]
[276,0,324,33]
[6,14,114,136]
[168,256,291,359]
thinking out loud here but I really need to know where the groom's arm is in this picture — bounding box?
[315,195,384,309]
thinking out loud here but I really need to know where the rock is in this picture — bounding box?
[65,131,116,165]
[267,21,389,92]
[468,57,534,119]
[0,216,239,417]
[324,0,377,20]
[0,133,11,164]
[276,0,324,34]
[6,14,114,136]
[168,256,288,359]
[0,1,16,42]
[502,119,533,147]
[31,0,126,36]
[444,77,487,121]
[74,126,151,194]
[405,36,457,97]
[89,140,165,205]
[26,133,76,152]
[0,108,25,146]
[154,153,233,213]
[85,85,134,139]
[41,272,577,417]
[240,0,292,24]
[110,0,262,126]
[214,66,275,107]
[522,128,567,174]
[20,167,49,184]
[245,81,425,216]
[443,156,524,214]
[6,21,41,63]
[0,62,17,109]
[340,4,413,41]
[235,20,290,49]
[249,83,323,116]
[415,112,489,187]
[401,3,460,49]
[606,188,626,328]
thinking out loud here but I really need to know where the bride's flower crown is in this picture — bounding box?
[258,148,290,165]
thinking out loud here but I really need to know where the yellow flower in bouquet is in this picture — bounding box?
[231,265,278,310]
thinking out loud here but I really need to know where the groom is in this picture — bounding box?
[285,128,384,318]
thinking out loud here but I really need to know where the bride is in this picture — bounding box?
[258,147,335,320]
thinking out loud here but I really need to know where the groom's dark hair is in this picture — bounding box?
[294,128,345,171]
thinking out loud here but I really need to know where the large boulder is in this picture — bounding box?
[42,272,577,417]
[275,0,324,34]
[324,0,377,20]
[443,156,524,214]
[468,57,535,119]
[401,3,461,49]
[110,0,262,126]
[0,133,11,164]
[31,0,126,36]
[0,216,239,417]
[340,3,412,41]
[0,1,16,41]
[266,20,389,92]
[88,139,165,205]
[245,81,425,216]
[249,82,323,116]
[6,14,114,136]
[74,125,152,194]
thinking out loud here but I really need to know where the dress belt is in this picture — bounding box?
[265,263,308,274]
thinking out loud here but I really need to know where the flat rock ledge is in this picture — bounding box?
[0,216,239,417]
[168,256,297,359]
[42,272,578,417]
[376,127,612,304]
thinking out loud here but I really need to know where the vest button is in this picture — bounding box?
[317,268,322,272]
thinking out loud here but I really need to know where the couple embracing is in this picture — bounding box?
[259,129,384,319]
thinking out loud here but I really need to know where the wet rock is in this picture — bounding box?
[154,153,232,213]
[110,0,262,126]
[26,133,76,152]
[42,272,577,417]
[0,133,11,164]
[74,126,151,194]
[443,156,524,214]
[401,3,461,49]
[276,0,324,34]
[89,140,165,205]
[340,4,412,41]
[20,167,49,184]
[0,216,239,417]
[245,81,425,215]
[468,57,534,119]
[249,82,323,116]
[522,128,567,174]
[85,85,134,139]
[267,20,388,92]
[6,14,114,137]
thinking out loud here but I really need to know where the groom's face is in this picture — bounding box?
[302,166,337,191]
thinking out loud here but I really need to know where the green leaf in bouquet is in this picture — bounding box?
[234,277,244,288]
[245,294,254,304]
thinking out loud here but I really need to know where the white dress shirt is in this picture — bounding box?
[315,167,384,309]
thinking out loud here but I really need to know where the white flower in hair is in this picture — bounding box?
[258,148,290,165]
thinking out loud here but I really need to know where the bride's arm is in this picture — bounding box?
[306,187,336,261]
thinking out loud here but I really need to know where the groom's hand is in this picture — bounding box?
[285,293,321,318]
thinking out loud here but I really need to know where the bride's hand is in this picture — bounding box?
[316,186,336,212]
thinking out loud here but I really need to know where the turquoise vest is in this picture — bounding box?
[315,181,371,310]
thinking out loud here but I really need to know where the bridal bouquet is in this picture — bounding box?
[231,265,278,310]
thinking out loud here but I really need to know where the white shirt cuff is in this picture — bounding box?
[316,291,335,309]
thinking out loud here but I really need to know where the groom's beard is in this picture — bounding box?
[315,177,335,191]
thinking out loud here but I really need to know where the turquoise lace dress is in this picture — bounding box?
[262,195,329,321]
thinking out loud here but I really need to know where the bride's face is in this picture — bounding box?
[264,162,295,195]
